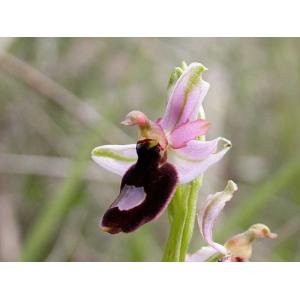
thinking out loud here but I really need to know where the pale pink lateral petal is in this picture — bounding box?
[186,246,220,262]
[168,138,232,184]
[169,119,210,149]
[177,138,219,160]
[159,63,209,132]
[91,144,137,176]
[197,180,238,255]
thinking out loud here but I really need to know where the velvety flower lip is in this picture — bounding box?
[101,139,178,234]
[187,180,277,262]
[92,62,232,185]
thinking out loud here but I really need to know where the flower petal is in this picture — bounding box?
[198,180,238,255]
[168,137,232,184]
[91,144,137,176]
[159,62,209,132]
[186,246,220,262]
[169,119,210,149]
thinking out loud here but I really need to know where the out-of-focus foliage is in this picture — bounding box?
[0,38,299,261]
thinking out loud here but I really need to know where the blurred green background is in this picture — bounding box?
[0,38,299,261]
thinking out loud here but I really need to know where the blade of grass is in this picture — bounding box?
[0,52,131,143]
[21,121,112,261]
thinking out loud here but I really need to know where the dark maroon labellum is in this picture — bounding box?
[101,139,178,234]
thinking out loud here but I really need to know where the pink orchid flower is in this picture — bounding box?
[186,180,277,262]
[92,62,231,234]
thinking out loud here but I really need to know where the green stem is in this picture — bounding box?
[161,185,190,262]
[162,106,206,262]
[177,107,206,261]
[179,176,203,261]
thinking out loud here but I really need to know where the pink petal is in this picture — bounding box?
[91,144,137,176]
[169,119,210,149]
[186,246,219,262]
[197,180,238,255]
[159,63,209,132]
[168,137,232,184]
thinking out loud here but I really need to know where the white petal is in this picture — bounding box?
[168,137,232,184]
[91,144,137,176]
[186,246,220,262]
[198,180,238,255]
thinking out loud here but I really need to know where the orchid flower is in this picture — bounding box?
[186,180,277,262]
[92,62,231,234]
